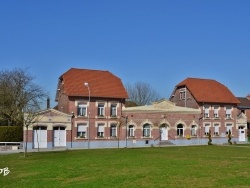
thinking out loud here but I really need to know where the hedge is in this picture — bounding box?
[0,126,23,142]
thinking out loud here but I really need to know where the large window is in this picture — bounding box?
[214,123,219,136]
[204,124,210,136]
[204,106,210,118]
[110,124,117,137]
[78,104,87,117]
[97,124,105,138]
[110,104,117,117]
[77,124,87,138]
[128,125,134,137]
[226,123,232,135]
[226,106,232,119]
[98,104,105,117]
[213,106,219,118]
[143,124,151,137]
[191,125,197,136]
[177,124,184,137]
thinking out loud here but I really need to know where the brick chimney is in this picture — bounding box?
[47,97,50,109]
[247,95,250,100]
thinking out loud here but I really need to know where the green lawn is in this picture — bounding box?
[0,146,250,188]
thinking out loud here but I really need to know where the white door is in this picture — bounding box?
[161,126,168,141]
[54,127,66,147]
[239,127,246,142]
[34,127,47,148]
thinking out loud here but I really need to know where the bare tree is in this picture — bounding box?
[0,68,48,126]
[125,81,161,106]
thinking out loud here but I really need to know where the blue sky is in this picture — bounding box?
[0,1,250,108]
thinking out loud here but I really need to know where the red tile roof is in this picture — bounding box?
[176,78,240,104]
[237,97,250,108]
[59,68,128,99]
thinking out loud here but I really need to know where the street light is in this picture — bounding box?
[84,82,90,149]
[121,115,128,148]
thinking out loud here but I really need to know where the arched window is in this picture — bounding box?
[177,124,184,137]
[128,125,134,137]
[143,124,151,137]
[191,125,197,136]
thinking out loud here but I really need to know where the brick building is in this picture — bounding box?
[24,70,248,149]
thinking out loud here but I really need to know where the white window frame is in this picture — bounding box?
[204,106,210,118]
[128,125,135,137]
[77,124,87,138]
[179,90,186,100]
[225,106,232,119]
[143,124,151,137]
[78,104,87,117]
[226,123,233,135]
[191,125,197,136]
[110,104,117,117]
[177,124,184,137]
[213,106,219,118]
[204,123,210,136]
[97,124,105,138]
[213,123,220,136]
[98,104,105,117]
[110,124,117,137]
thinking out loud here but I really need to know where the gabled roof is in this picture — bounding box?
[123,99,201,114]
[237,97,250,109]
[58,68,128,99]
[176,78,240,104]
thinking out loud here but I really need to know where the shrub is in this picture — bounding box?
[208,130,213,145]
[228,130,232,145]
[0,126,23,142]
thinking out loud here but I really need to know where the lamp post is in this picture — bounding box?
[84,82,90,149]
[121,115,128,148]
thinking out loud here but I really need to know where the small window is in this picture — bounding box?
[98,104,105,117]
[77,125,87,138]
[143,124,151,137]
[110,124,117,137]
[179,90,186,100]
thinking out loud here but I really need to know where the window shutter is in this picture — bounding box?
[205,125,209,132]
[98,125,104,132]
[214,125,219,132]
[214,108,218,114]
[78,125,86,132]
[205,108,209,114]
